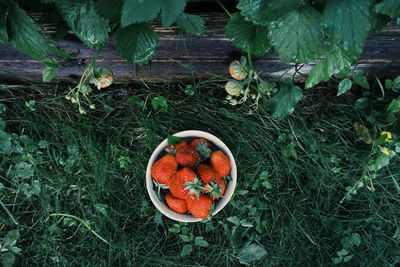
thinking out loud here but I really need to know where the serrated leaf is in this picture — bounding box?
[337,79,353,96]
[352,72,369,89]
[225,13,270,56]
[121,0,185,27]
[270,7,325,63]
[323,0,372,55]
[151,96,168,111]
[176,13,205,36]
[264,83,303,119]
[238,243,267,265]
[94,0,123,22]
[306,46,354,88]
[237,0,304,25]
[57,0,110,48]
[116,23,159,64]
[375,0,400,19]
[194,236,209,247]
[0,6,8,44]
[7,2,47,60]
[42,66,56,82]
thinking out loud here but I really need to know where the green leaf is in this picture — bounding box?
[194,236,209,247]
[270,7,325,63]
[375,0,400,19]
[151,96,168,111]
[42,66,56,82]
[1,229,20,249]
[337,79,353,96]
[0,6,8,44]
[167,135,181,145]
[176,13,205,36]
[94,0,123,22]
[224,13,270,56]
[7,2,47,60]
[337,248,349,257]
[0,252,16,267]
[393,228,400,239]
[262,180,273,190]
[238,243,267,265]
[385,79,393,89]
[264,83,303,119]
[332,256,342,264]
[323,0,372,55]
[57,0,110,48]
[369,153,393,172]
[387,99,400,113]
[237,0,304,25]
[179,234,191,242]
[260,170,269,180]
[343,255,354,263]
[116,23,159,64]
[352,72,369,89]
[15,162,34,179]
[180,244,193,257]
[306,46,354,88]
[121,0,186,27]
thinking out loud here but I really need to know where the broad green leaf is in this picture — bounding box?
[343,255,354,263]
[306,46,354,88]
[57,0,110,48]
[116,23,159,64]
[237,0,304,25]
[95,0,123,22]
[194,236,209,247]
[264,83,303,119]
[42,66,56,82]
[225,13,270,56]
[352,72,369,89]
[270,7,325,63]
[323,0,372,55]
[0,6,8,44]
[180,244,193,257]
[167,135,181,145]
[369,153,393,171]
[176,13,205,36]
[0,252,15,267]
[375,0,400,19]
[238,243,267,265]
[387,99,400,113]
[42,58,59,68]
[337,248,349,257]
[1,229,20,249]
[385,79,393,89]
[15,162,34,179]
[337,79,353,96]
[7,2,47,60]
[121,0,186,27]
[151,96,168,111]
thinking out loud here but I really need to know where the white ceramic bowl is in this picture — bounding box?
[146,130,237,222]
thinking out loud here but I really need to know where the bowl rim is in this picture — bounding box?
[146,130,237,222]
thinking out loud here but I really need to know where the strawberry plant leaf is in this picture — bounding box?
[323,0,372,55]
[151,96,168,111]
[238,243,267,265]
[353,72,369,89]
[194,236,209,247]
[270,7,325,63]
[180,244,193,257]
[176,13,205,36]
[94,0,123,22]
[375,0,400,19]
[237,0,304,25]
[167,135,181,145]
[225,13,270,56]
[306,46,354,88]
[116,23,159,64]
[337,79,353,96]
[387,99,400,113]
[264,82,303,119]
[121,0,185,27]
[57,0,110,48]
[0,7,8,44]
[42,66,56,82]
[7,1,47,60]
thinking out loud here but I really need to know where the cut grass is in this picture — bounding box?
[0,82,399,266]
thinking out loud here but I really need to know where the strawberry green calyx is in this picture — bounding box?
[204,181,223,199]
[152,180,169,199]
[195,141,212,161]
[183,177,203,199]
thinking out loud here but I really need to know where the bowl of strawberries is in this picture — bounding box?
[146,130,237,222]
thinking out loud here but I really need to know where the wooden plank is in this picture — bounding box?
[0,13,399,83]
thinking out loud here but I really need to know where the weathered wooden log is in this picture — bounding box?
[0,13,399,83]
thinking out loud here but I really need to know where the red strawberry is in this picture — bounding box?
[165,192,187,214]
[204,177,226,200]
[169,168,202,200]
[190,138,212,149]
[186,194,213,219]
[151,154,178,186]
[210,151,231,177]
[196,164,219,185]
[175,145,199,168]
[165,141,187,154]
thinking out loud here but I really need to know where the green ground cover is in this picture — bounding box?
[0,81,399,266]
